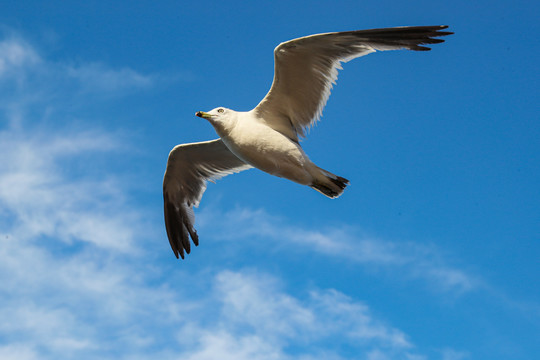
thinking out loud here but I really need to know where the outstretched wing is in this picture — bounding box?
[163,139,252,259]
[254,25,452,141]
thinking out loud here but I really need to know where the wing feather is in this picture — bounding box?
[163,139,252,259]
[254,25,453,141]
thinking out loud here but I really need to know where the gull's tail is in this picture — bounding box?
[310,167,349,199]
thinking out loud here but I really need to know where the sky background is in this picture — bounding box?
[0,1,538,359]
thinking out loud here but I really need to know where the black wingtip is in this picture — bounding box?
[346,25,453,52]
[405,25,453,51]
[164,197,196,261]
[192,231,200,246]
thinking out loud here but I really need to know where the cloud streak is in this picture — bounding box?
[0,127,140,250]
[0,33,154,125]
[176,269,418,360]
[65,62,154,93]
[0,36,40,76]
[198,206,478,294]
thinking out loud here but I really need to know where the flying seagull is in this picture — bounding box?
[163,25,453,259]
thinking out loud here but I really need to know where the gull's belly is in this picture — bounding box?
[221,125,312,185]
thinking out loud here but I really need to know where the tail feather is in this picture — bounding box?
[310,169,349,199]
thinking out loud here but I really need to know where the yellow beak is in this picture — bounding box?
[195,111,211,119]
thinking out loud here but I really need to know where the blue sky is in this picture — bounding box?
[0,1,538,359]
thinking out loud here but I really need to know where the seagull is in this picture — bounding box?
[163,25,453,259]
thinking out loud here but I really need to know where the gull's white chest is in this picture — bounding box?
[215,118,312,183]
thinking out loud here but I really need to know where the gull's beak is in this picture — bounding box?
[195,111,211,119]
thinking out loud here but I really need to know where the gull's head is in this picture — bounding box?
[195,107,236,127]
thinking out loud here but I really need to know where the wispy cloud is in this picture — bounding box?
[198,206,478,294]
[0,344,39,360]
[173,269,417,360]
[0,36,40,76]
[0,34,154,118]
[65,62,154,93]
[0,123,190,360]
[440,348,470,360]
[215,270,411,348]
[0,127,140,250]
[0,31,156,251]
[0,32,174,358]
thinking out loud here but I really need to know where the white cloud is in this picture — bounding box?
[0,37,40,76]
[0,214,430,360]
[0,128,140,250]
[177,269,417,360]
[182,330,284,360]
[309,289,411,347]
[65,62,154,93]
[440,348,470,360]
[215,270,316,340]
[0,34,153,114]
[198,206,478,294]
[0,344,39,360]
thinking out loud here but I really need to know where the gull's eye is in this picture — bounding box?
[217,108,224,113]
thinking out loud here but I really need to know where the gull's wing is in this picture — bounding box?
[163,139,252,259]
[254,25,453,141]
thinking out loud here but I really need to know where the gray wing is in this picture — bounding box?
[253,25,453,141]
[163,139,252,259]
